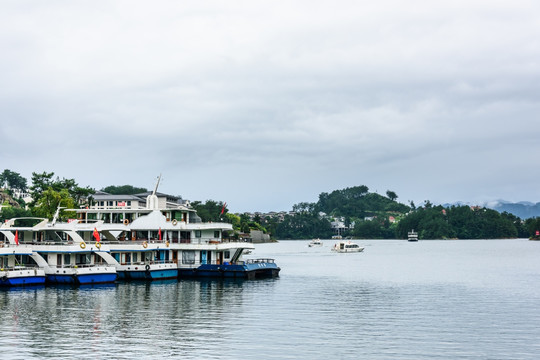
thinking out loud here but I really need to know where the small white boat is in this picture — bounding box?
[408,230,418,242]
[0,244,46,287]
[331,241,364,253]
[308,238,323,247]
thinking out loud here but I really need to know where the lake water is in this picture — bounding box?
[1,239,540,359]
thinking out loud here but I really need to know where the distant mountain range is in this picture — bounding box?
[442,200,540,219]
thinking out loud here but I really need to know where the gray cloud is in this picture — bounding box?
[1,1,540,212]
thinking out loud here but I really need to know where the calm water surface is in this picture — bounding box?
[1,239,540,359]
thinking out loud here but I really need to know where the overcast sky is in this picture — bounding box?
[1,1,539,212]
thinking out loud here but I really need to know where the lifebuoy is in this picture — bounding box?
[95,242,101,249]
[142,241,148,248]
[172,219,178,226]
[145,264,150,271]
[123,219,129,225]
[80,242,86,249]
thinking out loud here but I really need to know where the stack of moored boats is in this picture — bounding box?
[0,189,280,287]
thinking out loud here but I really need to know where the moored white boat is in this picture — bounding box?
[331,240,364,253]
[1,218,118,285]
[70,179,280,280]
[0,243,46,287]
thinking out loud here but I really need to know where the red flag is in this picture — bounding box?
[14,230,19,246]
[158,227,162,241]
[220,202,227,215]
[93,228,100,242]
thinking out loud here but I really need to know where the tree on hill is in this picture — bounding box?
[317,185,409,218]
[386,190,398,201]
[524,217,540,238]
[275,211,333,239]
[0,206,33,223]
[0,169,28,195]
[33,188,76,220]
[101,185,148,195]
[29,172,94,219]
[191,200,228,222]
[396,204,520,239]
[353,217,395,239]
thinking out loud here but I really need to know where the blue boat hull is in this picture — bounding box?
[179,263,280,280]
[119,269,178,281]
[47,273,117,285]
[0,276,46,287]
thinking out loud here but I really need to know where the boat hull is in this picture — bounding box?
[0,272,46,287]
[332,248,364,253]
[179,262,280,280]
[46,266,118,285]
[119,268,178,281]
[47,272,118,285]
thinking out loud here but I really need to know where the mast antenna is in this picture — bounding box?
[152,174,162,196]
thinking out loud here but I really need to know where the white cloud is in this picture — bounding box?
[1,1,540,212]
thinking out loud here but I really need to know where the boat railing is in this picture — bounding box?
[179,259,249,266]
[120,259,176,266]
[0,264,41,271]
[108,237,235,245]
[246,258,276,264]
[51,263,112,269]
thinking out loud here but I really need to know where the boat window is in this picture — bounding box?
[224,251,230,259]
[76,254,89,265]
[195,231,201,238]
[135,231,147,240]
[214,231,220,238]
[180,231,190,243]
[64,254,71,266]
[182,251,196,265]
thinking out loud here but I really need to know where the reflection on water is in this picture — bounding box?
[1,240,540,359]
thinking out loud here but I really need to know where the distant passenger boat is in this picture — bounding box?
[408,230,419,242]
[331,241,364,253]
[308,238,323,247]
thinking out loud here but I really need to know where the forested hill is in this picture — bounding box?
[270,186,411,239]
[316,186,410,217]
[269,186,540,240]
